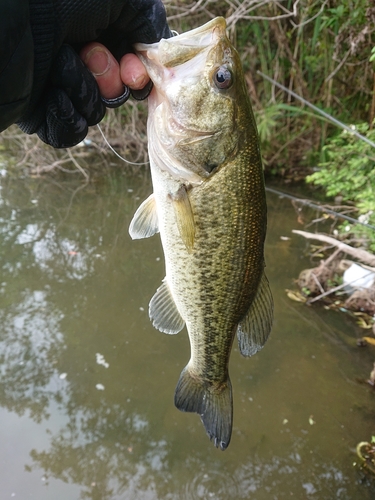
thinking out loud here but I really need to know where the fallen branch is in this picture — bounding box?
[292,230,375,267]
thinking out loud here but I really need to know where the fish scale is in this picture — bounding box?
[130,17,273,450]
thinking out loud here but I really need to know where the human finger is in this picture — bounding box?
[80,42,123,99]
[120,53,150,90]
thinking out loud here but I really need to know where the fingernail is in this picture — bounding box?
[84,47,111,76]
[131,74,148,89]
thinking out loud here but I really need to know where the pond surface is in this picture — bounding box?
[0,166,375,499]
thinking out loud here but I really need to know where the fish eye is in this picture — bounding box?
[213,66,233,90]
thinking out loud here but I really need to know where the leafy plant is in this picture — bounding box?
[306,123,375,210]
[306,123,375,249]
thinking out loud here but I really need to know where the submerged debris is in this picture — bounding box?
[368,362,375,386]
[294,258,375,316]
[292,232,375,477]
[356,438,375,476]
[289,230,375,332]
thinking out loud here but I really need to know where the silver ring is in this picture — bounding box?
[101,85,130,108]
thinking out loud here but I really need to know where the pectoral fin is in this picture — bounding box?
[149,279,185,334]
[237,271,273,357]
[170,186,195,253]
[129,194,159,239]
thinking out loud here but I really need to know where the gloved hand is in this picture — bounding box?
[17,0,171,148]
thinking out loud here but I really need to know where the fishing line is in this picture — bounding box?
[258,71,375,150]
[258,73,375,230]
[96,123,149,166]
[265,186,375,231]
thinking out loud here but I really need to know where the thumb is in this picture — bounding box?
[81,43,124,99]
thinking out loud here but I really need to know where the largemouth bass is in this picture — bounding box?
[130,17,273,450]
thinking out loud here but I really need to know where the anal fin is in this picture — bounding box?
[129,193,159,240]
[237,270,273,357]
[149,279,185,334]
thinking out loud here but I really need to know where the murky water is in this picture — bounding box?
[1,166,375,499]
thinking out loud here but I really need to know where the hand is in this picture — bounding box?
[80,43,149,100]
[16,0,171,148]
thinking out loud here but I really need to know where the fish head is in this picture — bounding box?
[135,17,251,183]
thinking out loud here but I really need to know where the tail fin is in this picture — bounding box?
[174,366,233,450]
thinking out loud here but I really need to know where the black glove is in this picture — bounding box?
[17,0,171,148]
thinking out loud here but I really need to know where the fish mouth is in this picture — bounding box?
[168,17,227,43]
[135,17,226,50]
[134,17,227,68]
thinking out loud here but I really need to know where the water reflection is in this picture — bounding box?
[1,170,375,499]
[0,287,62,421]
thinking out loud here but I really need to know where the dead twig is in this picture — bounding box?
[307,269,375,305]
[293,230,375,266]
